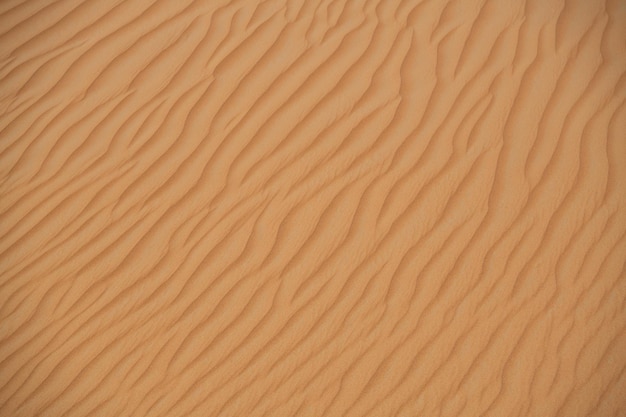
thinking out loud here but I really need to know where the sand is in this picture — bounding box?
[1,0,625,416]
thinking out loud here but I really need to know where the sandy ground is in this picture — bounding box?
[1,0,626,416]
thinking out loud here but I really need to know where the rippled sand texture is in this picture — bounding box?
[1,0,626,416]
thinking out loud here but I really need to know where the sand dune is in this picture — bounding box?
[1,0,625,415]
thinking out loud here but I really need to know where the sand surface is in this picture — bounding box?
[1,0,626,416]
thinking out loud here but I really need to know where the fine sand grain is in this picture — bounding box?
[1,0,626,416]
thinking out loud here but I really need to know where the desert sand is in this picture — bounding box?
[1,0,625,416]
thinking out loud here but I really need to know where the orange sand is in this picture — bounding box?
[1,0,626,416]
